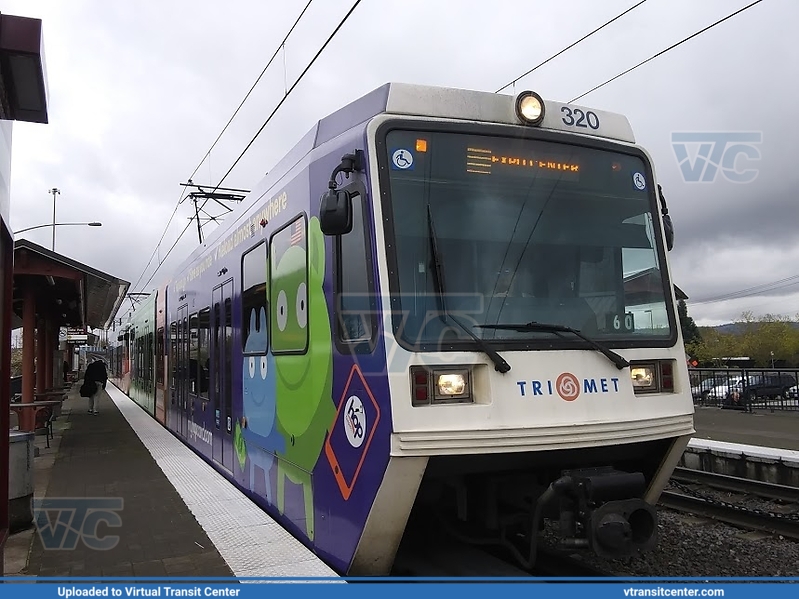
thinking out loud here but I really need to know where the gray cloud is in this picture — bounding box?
[4,0,795,329]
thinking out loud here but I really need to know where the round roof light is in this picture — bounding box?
[515,91,545,126]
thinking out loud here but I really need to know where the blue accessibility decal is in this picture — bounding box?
[390,148,414,171]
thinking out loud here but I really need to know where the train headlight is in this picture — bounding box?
[631,366,655,389]
[437,373,467,397]
[410,366,473,405]
[630,361,676,394]
[515,91,545,126]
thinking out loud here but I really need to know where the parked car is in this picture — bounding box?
[724,373,798,410]
[691,378,717,401]
[707,377,744,403]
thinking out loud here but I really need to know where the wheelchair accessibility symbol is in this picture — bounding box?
[391,148,414,170]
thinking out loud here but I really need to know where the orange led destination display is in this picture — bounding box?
[466,146,579,178]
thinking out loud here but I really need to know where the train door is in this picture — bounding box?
[177,304,189,439]
[155,286,167,425]
[211,279,234,472]
[169,321,177,431]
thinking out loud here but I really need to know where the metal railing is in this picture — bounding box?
[689,367,799,412]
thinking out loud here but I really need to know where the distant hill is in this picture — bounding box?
[707,322,799,335]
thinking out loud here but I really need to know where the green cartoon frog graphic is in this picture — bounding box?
[271,215,335,541]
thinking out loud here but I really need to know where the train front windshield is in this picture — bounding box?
[379,126,676,351]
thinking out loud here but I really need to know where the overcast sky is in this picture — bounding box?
[4,0,795,329]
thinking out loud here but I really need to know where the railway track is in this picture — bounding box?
[661,467,799,540]
[671,467,799,503]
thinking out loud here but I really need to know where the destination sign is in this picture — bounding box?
[465,146,580,180]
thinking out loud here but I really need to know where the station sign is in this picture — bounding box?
[59,327,94,345]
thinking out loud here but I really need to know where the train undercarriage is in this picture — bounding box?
[400,438,676,570]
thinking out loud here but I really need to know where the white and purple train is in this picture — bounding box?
[105,83,695,575]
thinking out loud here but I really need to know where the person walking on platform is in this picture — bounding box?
[84,357,108,415]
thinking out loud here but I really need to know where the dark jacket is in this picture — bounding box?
[85,360,108,389]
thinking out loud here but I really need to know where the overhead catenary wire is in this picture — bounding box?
[185,0,315,184]
[130,0,317,295]
[129,200,183,294]
[132,0,364,295]
[569,0,766,102]
[691,274,799,306]
[494,0,649,94]
[209,0,364,194]
[135,219,196,294]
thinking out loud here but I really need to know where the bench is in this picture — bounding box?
[33,405,55,448]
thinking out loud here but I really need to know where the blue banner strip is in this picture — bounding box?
[0,577,799,599]
[3,577,799,582]
[0,582,795,599]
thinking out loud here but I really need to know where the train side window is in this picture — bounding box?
[197,307,210,399]
[156,327,164,385]
[136,335,142,383]
[242,241,268,355]
[148,331,154,388]
[270,215,308,354]
[336,190,376,350]
[189,313,199,394]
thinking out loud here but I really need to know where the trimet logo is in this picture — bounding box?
[516,372,621,401]
[188,421,213,445]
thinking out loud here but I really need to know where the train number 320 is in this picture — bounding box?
[561,106,600,130]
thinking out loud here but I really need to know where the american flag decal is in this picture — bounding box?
[289,219,305,246]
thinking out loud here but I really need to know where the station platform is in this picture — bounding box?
[4,380,338,579]
[692,405,799,452]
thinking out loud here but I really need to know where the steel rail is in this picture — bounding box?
[659,490,799,541]
[671,467,799,503]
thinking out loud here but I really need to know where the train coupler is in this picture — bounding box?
[552,467,657,559]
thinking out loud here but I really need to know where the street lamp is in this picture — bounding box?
[49,188,60,251]
[14,222,102,236]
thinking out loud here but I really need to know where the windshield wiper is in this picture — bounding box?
[476,321,629,371]
[426,206,511,374]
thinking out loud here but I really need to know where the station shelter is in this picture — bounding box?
[0,10,51,569]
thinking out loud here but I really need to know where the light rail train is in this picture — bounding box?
[104,83,695,575]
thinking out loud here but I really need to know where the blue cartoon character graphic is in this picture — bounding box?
[239,306,283,503]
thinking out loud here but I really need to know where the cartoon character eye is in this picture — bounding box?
[248,357,255,379]
[260,356,268,379]
[276,289,288,331]
[296,282,307,329]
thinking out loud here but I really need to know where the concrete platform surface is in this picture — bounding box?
[693,406,799,452]
[6,384,235,578]
[4,378,341,580]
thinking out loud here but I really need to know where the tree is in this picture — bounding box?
[10,347,22,377]
[678,300,702,345]
[687,327,740,366]
[736,312,799,366]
